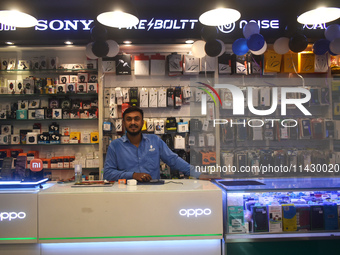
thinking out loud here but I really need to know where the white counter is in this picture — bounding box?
[1,180,223,255]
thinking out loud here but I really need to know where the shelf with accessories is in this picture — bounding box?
[0,47,103,182]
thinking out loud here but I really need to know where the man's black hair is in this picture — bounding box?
[123,106,144,119]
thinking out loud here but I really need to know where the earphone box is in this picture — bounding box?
[88,108,98,119]
[35,109,45,119]
[0,110,7,119]
[61,136,70,144]
[69,132,81,143]
[70,109,80,119]
[1,58,8,70]
[29,99,40,109]
[0,135,10,145]
[49,122,59,134]
[28,109,36,120]
[16,80,24,94]
[48,57,58,69]
[78,73,88,83]
[56,84,66,93]
[81,131,91,144]
[87,83,98,93]
[158,88,167,107]
[31,57,38,70]
[115,119,123,132]
[11,135,20,145]
[7,58,16,70]
[16,109,28,120]
[1,125,12,135]
[23,78,35,94]
[59,75,69,84]
[38,132,50,144]
[52,109,62,119]
[85,60,97,69]
[76,83,86,93]
[39,56,47,69]
[66,83,76,93]
[26,132,38,144]
[91,131,99,143]
[154,119,164,134]
[177,121,189,133]
[61,127,70,136]
[18,60,30,70]
[88,74,98,83]
[49,134,61,144]
[7,80,16,94]
[69,75,78,83]
[79,109,89,119]
[18,100,29,110]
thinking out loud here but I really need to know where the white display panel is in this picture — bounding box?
[38,180,222,243]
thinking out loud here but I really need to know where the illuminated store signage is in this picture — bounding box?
[218,19,280,34]
[0,212,26,221]
[35,20,94,31]
[179,208,212,217]
[126,18,199,31]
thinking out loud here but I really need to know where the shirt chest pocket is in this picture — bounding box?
[144,150,160,169]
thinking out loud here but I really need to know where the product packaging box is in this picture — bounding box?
[70,132,81,143]
[268,205,283,233]
[16,109,28,120]
[228,206,246,233]
[49,134,61,144]
[134,54,150,76]
[323,203,338,230]
[282,204,297,231]
[251,206,269,232]
[296,205,311,231]
[310,205,324,231]
[91,131,99,143]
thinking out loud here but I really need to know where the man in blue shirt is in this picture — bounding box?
[104,106,199,182]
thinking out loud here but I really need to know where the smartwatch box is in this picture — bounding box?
[16,109,28,120]
[26,132,38,144]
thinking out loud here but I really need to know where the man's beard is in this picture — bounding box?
[126,125,142,136]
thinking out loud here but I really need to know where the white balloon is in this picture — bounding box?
[330,38,340,55]
[106,40,120,57]
[191,40,206,58]
[217,39,226,57]
[85,42,98,60]
[250,41,267,55]
[273,37,290,55]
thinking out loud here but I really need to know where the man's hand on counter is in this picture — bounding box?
[133,173,152,182]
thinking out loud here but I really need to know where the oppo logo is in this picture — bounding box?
[0,212,26,221]
[179,208,212,217]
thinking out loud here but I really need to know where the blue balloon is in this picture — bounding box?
[243,22,260,39]
[313,39,330,55]
[247,34,265,51]
[232,38,249,56]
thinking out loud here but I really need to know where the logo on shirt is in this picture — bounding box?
[149,145,155,152]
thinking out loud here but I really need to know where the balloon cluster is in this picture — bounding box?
[85,25,120,59]
[313,24,340,56]
[191,26,225,58]
[232,22,267,56]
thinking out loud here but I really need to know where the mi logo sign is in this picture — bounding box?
[201,84,312,116]
[30,159,43,172]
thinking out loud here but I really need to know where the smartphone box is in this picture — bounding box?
[268,205,283,233]
[228,206,246,233]
[282,204,297,232]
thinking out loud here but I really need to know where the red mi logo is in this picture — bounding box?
[30,159,43,172]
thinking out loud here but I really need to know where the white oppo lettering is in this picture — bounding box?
[179,208,212,217]
[0,212,26,221]
[35,20,94,31]
[212,84,311,116]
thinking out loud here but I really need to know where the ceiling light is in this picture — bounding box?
[0,10,38,28]
[5,41,14,45]
[185,40,195,44]
[123,40,132,44]
[297,7,340,25]
[64,41,73,45]
[199,8,241,26]
[97,1,139,28]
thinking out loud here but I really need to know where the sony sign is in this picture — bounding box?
[35,20,94,31]
[0,212,26,221]
[213,84,311,116]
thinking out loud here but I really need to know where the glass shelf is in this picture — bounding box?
[43,168,99,171]
[0,93,98,98]
[0,69,97,74]
[1,118,98,122]
[0,143,99,146]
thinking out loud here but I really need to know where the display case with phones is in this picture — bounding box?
[214,177,340,242]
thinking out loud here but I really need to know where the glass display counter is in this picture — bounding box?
[214,177,340,242]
